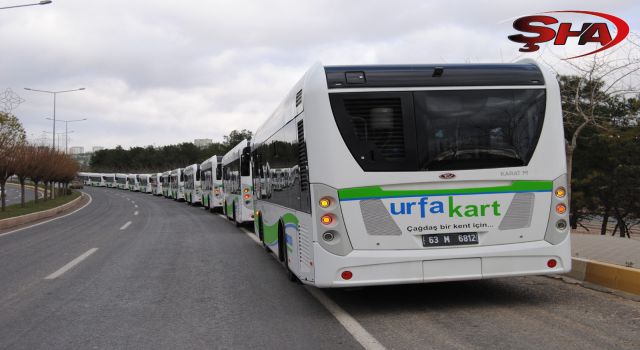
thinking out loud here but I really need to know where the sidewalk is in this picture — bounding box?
[571,233,640,269]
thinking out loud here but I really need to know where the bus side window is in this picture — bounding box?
[241,147,251,176]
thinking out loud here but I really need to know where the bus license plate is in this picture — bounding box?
[422,233,479,247]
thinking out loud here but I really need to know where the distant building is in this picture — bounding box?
[69,146,84,155]
[71,152,92,170]
[92,146,105,152]
[194,138,213,148]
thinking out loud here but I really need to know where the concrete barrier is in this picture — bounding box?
[565,257,640,296]
[0,193,85,230]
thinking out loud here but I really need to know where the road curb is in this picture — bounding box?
[0,193,85,230]
[565,257,640,296]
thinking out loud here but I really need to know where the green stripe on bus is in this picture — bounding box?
[337,180,553,201]
[263,213,298,245]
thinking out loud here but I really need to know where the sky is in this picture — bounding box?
[0,0,638,151]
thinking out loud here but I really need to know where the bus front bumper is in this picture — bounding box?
[311,236,571,288]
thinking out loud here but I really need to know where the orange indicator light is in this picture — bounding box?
[319,198,331,208]
[555,187,566,198]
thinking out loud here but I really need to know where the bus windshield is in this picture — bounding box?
[330,89,545,171]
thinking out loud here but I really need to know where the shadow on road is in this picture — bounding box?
[323,277,551,314]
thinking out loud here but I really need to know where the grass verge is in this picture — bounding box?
[0,191,81,220]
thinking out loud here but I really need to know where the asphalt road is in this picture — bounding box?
[0,187,638,350]
[2,183,37,206]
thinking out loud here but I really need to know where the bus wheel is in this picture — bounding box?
[234,205,240,227]
[279,222,298,282]
[258,215,269,252]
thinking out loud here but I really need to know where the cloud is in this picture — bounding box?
[0,0,637,150]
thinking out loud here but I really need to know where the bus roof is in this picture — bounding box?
[200,155,221,170]
[222,139,250,165]
[324,63,545,89]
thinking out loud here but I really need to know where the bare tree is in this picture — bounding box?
[11,144,36,207]
[0,112,26,211]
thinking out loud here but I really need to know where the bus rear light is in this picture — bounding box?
[556,219,567,230]
[320,214,334,225]
[322,231,335,242]
[243,187,250,194]
[319,197,332,209]
[555,203,567,214]
[554,187,566,198]
[341,271,353,280]
[243,193,251,200]
[547,259,557,268]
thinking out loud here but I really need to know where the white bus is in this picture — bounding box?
[222,140,253,225]
[170,168,185,201]
[183,163,202,205]
[200,155,224,212]
[89,173,106,187]
[127,174,140,191]
[139,174,153,193]
[115,173,128,190]
[78,172,90,185]
[104,173,116,188]
[251,60,570,287]
[150,173,162,196]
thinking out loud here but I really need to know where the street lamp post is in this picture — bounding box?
[24,87,85,150]
[45,117,86,153]
[0,1,52,10]
[42,130,73,152]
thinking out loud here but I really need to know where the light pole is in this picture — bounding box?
[45,117,86,153]
[24,87,85,150]
[42,130,73,151]
[0,1,52,10]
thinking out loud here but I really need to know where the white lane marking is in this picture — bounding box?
[217,214,226,219]
[305,286,387,350]
[131,201,135,204]
[45,248,98,280]
[236,223,386,350]
[134,211,139,216]
[134,204,138,208]
[239,227,260,244]
[0,193,93,239]
[126,198,130,201]
[120,221,132,230]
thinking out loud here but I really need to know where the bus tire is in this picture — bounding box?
[234,205,241,227]
[279,221,298,282]
[257,215,270,252]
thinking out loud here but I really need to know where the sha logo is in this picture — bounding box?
[508,10,629,59]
